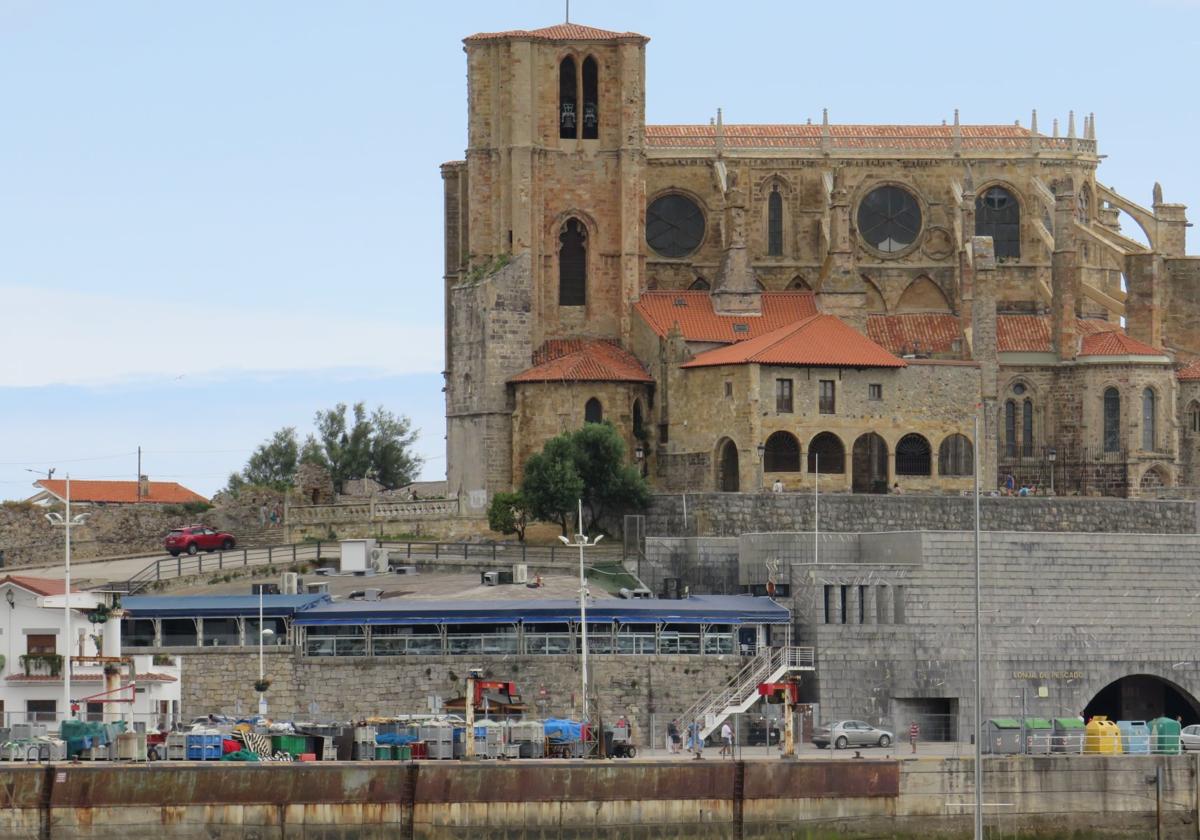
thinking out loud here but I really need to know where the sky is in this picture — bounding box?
[3,0,1200,500]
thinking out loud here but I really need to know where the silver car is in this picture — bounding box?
[1181,724,1200,750]
[812,720,894,749]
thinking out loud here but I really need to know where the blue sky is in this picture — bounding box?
[3,0,1199,499]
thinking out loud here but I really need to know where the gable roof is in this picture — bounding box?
[34,479,208,505]
[866,313,962,355]
[1078,330,1164,358]
[0,575,74,596]
[682,314,905,369]
[635,291,818,344]
[996,315,1118,353]
[465,23,648,44]
[509,339,653,384]
[644,123,1075,152]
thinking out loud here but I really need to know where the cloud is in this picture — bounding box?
[0,284,443,387]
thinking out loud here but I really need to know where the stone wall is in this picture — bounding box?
[642,491,1198,537]
[179,649,746,738]
[0,502,183,568]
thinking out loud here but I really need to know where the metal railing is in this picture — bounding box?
[679,646,815,740]
[379,540,625,566]
[113,542,331,594]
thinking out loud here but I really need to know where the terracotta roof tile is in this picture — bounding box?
[995,316,1120,353]
[34,480,208,505]
[1178,360,1200,381]
[682,314,904,369]
[465,23,648,43]
[866,314,963,355]
[0,575,76,596]
[644,123,1082,152]
[634,291,818,343]
[510,339,652,384]
[1079,331,1164,357]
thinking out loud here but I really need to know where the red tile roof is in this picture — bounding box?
[0,575,75,596]
[1079,330,1164,357]
[866,314,963,355]
[996,316,1117,353]
[635,291,818,344]
[1178,360,1200,381]
[510,339,653,384]
[644,123,1081,152]
[34,480,208,505]
[682,314,904,369]
[465,23,648,43]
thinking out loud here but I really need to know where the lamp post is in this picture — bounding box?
[1047,447,1057,496]
[558,499,603,724]
[257,587,275,716]
[44,474,88,728]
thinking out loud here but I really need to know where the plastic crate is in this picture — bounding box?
[272,734,309,756]
[375,745,393,761]
[186,745,221,761]
[396,745,412,761]
[410,741,427,760]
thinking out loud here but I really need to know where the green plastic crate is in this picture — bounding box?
[396,745,412,761]
[375,745,393,760]
[272,734,309,756]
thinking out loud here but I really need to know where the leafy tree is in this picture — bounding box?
[521,435,584,536]
[487,491,530,542]
[227,403,421,493]
[520,422,649,535]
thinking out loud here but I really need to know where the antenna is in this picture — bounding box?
[565,0,570,23]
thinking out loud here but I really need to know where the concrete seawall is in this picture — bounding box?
[0,755,1197,839]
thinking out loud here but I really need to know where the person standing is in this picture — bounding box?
[687,721,704,759]
[667,719,680,754]
[909,720,920,754]
[720,721,734,758]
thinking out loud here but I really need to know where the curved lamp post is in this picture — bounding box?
[45,474,89,727]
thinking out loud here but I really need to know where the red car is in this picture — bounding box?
[164,525,236,556]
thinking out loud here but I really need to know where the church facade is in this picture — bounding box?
[442,21,1200,512]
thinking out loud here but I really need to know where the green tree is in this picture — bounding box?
[519,423,649,535]
[487,491,530,542]
[521,435,584,536]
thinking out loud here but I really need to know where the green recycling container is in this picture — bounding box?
[397,745,412,761]
[375,745,393,760]
[1149,717,1181,754]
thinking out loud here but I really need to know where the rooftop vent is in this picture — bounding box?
[673,298,687,307]
[733,323,749,333]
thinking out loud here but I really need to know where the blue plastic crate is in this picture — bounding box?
[186,744,222,761]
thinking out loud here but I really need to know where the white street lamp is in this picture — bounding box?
[44,474,89,728]
[257,586,275,716]
[558,499,603,725]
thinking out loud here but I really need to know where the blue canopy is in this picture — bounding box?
[122,594,330,618]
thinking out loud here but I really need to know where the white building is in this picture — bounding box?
[0,575,180,729]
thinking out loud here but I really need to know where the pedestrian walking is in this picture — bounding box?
[667,719,680,754]
[719,721,734,758]
[687,721,703,759]
[909,721,920,754]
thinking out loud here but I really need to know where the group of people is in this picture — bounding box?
[666,719,736,759]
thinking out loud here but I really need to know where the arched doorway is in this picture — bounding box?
[852,433,888,493]
[717,439,740,492]
[1084,674,1200,725]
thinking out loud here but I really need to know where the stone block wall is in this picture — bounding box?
[0,503,182,568]
[642,491,1198,537]
[179,649,745,739]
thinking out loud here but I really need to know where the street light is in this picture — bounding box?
[257,586,275,716]
[558,499,603,724]
[1047,447,1057,496]
[44,474,89,728]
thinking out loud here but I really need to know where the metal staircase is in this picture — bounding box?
[680,646,815,740]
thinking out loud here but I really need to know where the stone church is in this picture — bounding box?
[441,20,1200,512]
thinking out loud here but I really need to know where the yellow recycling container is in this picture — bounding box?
[1084,716,1123,754]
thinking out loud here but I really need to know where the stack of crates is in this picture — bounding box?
[421,723,454,760]
[508,721,545,759]
[166,732,187,761]
[186,733,222,761]
[353,726,377,761]
[116,732,148,761]
[272,733,310,759]
[474,722,503,759]
[12,723,47,741]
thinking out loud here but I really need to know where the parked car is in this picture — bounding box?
[812,720,894,749]
[165,525,236,556]
[1181,724,1200,750]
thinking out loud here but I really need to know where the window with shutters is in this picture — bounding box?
[819,380,835,414]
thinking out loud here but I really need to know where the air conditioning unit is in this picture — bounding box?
[512,564,528,584]
[306,582,330,595]
[370,547,390,574]
[280,572,299,595]
[482,571,500,586]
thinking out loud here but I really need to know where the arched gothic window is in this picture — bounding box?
[559,218,587,306]
[581,56,598,140]
[938,434,974,477]
[763,432,800,472]
[1004,400,1017,458]
[807,433,845,474]
[559,57,577,140]
[584,398,603,424]
[975,186,1020,259]
[1142,388,1157,451]
[896,434,932,476]
[1103,387,1120,452]
[1189,402,1200,434]
[1022,399,1034,457]
[767,186,783,256]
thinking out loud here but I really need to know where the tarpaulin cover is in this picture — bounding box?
[544,718,583,742]
[219,750,261,761]
[376,732,419,746]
